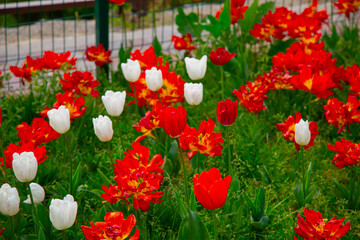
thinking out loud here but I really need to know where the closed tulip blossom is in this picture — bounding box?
[145,67,163,91]
[294,209,350,239]
[0,183,20,216]
[93,115,114,142]
[184,55,207,80]
[193,168,231,210]
[121,59,141,82]
[184,83,203,105]
[101,90,126,117]
[295,119,311,146]
[50,194,78,230]
[159,105,187,138]
[209,48,236,65]
[216,99,238,126]
[47,105,70,134]
[24,183,45,205]
[12,152,38,182]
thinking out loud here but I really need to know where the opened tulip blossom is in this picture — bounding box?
[101,90,126,117]
[50,194,78,230]
[184,83,203,106]
[294,208,350,239]
[184,55,207,80]
[85,44,112,67]
[47,105,71,134]
[145,67,163,91]
[209,48,236,66]
[0,183,20,216]
[24,183,45,204]
[121,59,141,82]
[12,152,38,182]
[193,168,231,210]
[295,119,311,146]
[81,211,140,240]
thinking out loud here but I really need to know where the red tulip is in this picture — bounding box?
[217,99,238,126]
[159,105,187,138]
[0,228,4,236]
[193,168,231,210]
[209,48,236,66]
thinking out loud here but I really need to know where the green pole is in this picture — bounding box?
[95,0,109,78]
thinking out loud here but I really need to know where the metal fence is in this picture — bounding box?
[0,0,349,90]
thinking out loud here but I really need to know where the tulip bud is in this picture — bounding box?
[216,99,238,126]
[93,115,114,142]
[184,83,203,105]
[101,90,126,117]
[50,194,78,230]
[47,105,70,134]
[295,119,311,146]
[0,183,20,216]
[24,183,45,205]
[121,59,141,82]
[184,55,207,80]
[145,67,163,91]
[12,152,38,182]
[159,105,187,138]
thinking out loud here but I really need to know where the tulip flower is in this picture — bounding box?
[47,105,70,134]
[121,59,141,83]
[193,168,231,210]
[145,67,163,91]
[93,115,114,142]
[101,90,126,117]
[0,228,4,236]
[294,209,350,239]
[184,55,207,80]
[295,119,311,146]
[50,194,78,230]
[24,183,45,204]
[0,183,20,216]
[12,152,38,182]
[184,83,203,106]
[216,99,238,126]
[159,105,187,138]
[209,48,236,66]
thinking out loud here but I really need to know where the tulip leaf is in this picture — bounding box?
[251,215,270,231]
[219,0,231,32]
[97,168,113,186]
[175,8,202,38]
[72,163,82,196]
[38,228,46,240]
[255,1,275,24]
[190,191,197,212]
[37,204,52,238]
[201,15,223,38]
[240,0,258,34]
[268,38,297,57]
[177,208,211,240]
[293,179,304,207]
[152,36,162,57]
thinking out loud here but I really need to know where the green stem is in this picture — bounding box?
[116,117,126,154]
[133,84,140,116]
[220,65,224,100]
[63,134,73,194]
[62,230,66,240]
[0,136,8,182]
[226,127,232,175]
[107,142,115,169]
[212,210,217,240]
[350,166,356,209]
[121,6,127,49]
[300,147,305,196]
[28,183,40,234]
[176,138,189,205]
[197,2,200,24]
[10,216,15,240]
[156,91,163,104]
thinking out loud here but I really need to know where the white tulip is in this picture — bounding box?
[47,105,70,134]
[121,59,141,82]
[93,115,113,142]
[0,183,20,216]
[295,119,311,146]
[101,90,126,117]
[12,152,38,182]
[184,83,203,105]
[49,194,78,230]
[145,67,163,91]
[184,55,207,80]
[24,183,45,205]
